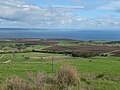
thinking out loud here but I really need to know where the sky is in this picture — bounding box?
[0,0,120,29]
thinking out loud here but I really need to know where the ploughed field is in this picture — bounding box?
[10,38,81,45]
[43,45,120,55]
[111,51,120,56]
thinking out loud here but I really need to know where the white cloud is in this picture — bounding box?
[0,0,120,29]
[97,0,120,12]
[0,0,85,27]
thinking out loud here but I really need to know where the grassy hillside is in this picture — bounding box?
[0,52,120,90]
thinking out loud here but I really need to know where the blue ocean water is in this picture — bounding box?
[0,29,120,40]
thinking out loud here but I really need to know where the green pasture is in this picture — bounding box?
[0,52,120,89]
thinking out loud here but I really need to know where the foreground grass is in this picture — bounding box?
[0,52,120,90]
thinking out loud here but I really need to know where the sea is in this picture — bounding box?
[0,29,120,40]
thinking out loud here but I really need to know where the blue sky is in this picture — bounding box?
[0,0,120,29]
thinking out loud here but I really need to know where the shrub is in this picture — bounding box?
[100,54,108,57]
[24,56,30,60]
[26,72,46,90]
[56,65,80,89]
[96,74,105,79]
[2,76,32,90]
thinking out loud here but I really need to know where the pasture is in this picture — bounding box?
[0,52,120,90]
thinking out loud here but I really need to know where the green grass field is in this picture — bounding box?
[0,52,120,90]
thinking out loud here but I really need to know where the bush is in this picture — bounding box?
[100,54,108,57]
[56,65,80,89]
[71,52,98,58]
[24,56,30,60]
[96,74,105,79]
[2,76,32,90]
[26,72,46,90]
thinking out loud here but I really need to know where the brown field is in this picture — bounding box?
[111,51,120,57]
[1,38,59,45]
[11,39,84,45]
[23,41,58,45]
[43,45,120,54]
[14,40,59,45]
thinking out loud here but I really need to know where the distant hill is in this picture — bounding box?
[0,28,48,30]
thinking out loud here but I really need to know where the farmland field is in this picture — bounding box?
[0,39,120,90]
